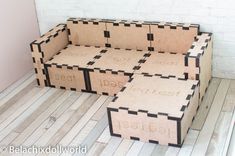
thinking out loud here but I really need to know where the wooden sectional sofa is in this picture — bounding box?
[30,17,212,147]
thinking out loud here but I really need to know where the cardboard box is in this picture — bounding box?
[135,33,212,101]
[87,48,149,96]
[44,45,106,92]
[107,75,199,147]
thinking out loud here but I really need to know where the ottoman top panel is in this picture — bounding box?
[88,48,149,73]
[109,74,199,119]
[45,44,105,68]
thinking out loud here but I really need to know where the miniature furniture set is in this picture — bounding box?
[31,17,212,147]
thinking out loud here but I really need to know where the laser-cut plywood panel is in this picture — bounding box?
[135,52,186,78]
[88,48,149,96]
[150,23,199,53]
[106,21,151,50]
[46,64,86,91]
[67,18,107,47]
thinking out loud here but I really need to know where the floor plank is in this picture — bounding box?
[12,91,76,146]
[69,120,97,147]
[222,110,235,156]
[0,74,35,108]
[0,86,43,126]
[126,141,144,156]
[0,70,34,100]
[139,142,156,156]
[13,89,65,133]
[206,112,233,156]
[92,97,113,121]
[100,137,122,156]
[46,94,98,146]
[34,93,93,147]
[97,126,111,144]
[22,91,82,147]
[74,114,108,156]
[0,80,36,116]
[59,95,107,146]
[86,142,106,156]
[191,78,221,130]
[165,147,180,156]
[113,139,133,156]
[0,87,52,142]
[151,144,168,156]
[222,80,235,112]
[227,124,235,156]
[177,130,199,156]
[191,79,231,156]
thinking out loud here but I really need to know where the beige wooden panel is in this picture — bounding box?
[107,22,150,50]
[67,18,107,47]
[180,86,199,143]
[89,70,130,96]
[46,45,105,67]
[199,39,213,101]
[151,24,198,53]
[31,24,69,87]
[110,110,178,145]
[110,75,198,117]
[40,25,69,62]
[47,65,86,91]
[186,33,213,101]
[89,48,148,73]
[135,52,185,78]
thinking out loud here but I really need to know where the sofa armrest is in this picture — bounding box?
[185,33,213,101]
[30,24,69,86]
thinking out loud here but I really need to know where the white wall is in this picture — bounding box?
[35,0,235,79]
[0,0,40,91]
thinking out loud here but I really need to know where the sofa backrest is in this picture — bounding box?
[67,18,107,47]
[106,20,150,51]
[67,18,199,53]
[150,22,199,53]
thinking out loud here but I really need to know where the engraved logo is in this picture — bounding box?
[113,119,175,139]
[99,79,125,88]
[155,60,179,66]
[112,57,130,63]
[54,74,76,82]
[129,85,180,96]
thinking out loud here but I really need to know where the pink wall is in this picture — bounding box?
[0,0,40,91]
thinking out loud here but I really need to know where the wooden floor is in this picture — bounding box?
[0,71,234,156]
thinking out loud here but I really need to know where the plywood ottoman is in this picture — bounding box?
[107,75,199,147]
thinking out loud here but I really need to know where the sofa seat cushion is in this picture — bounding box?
[45,44,106,67]
[135,51,186,78]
